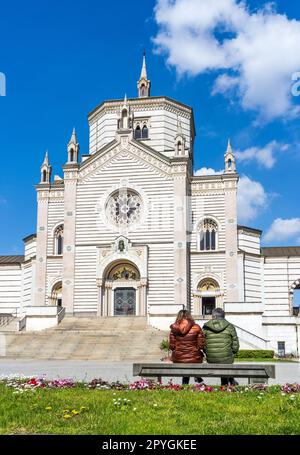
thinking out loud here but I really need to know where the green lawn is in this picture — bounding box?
[0,384,300,435]
[235,358,296,362]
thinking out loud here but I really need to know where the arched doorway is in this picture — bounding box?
[51,281,62,307]
[109,263,140,316]
[193,278,222,317]
[100,261,146,316]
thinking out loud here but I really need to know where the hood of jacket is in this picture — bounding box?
[170,319,193,336]
[203,318,230,333]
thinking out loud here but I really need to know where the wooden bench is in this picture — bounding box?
[133,363,276,385]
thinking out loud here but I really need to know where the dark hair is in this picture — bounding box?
[212,308,225,319]
[175,309,195,325]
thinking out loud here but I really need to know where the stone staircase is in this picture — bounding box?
[1,316,168,361]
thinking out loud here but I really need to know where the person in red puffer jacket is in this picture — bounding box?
[169,309,205,385]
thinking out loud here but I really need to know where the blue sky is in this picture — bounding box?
[0,0,299,255]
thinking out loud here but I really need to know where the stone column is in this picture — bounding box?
[224,175,239,302]
[105,281,113,316]
[193,294,201,315]
[62,165,78,314]
[96,279,103,316]
[172,161,190,310]
[140,278,148,316]
[35,187,50,306]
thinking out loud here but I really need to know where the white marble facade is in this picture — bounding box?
[1,56,300,356]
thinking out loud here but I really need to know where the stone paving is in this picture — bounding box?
[0,359,299,385]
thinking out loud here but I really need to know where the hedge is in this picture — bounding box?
[235,350,274,359]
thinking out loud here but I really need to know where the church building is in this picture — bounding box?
[1,55,300,356]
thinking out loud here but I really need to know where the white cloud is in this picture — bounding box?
[154,0,300,121]
[264,218,300,243]
[194,167,222,176]
[235,141,289,169]
[194,168,268,223]
[237,175,268,223]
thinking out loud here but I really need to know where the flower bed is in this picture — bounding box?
[1,376,300,394]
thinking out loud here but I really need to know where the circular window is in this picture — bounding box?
[106,189,142,227]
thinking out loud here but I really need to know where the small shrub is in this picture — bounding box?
[235,350,274,359]
[160,339,170,352]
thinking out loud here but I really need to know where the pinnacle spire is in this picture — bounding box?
[140,51,147,80]
[226,138,232,154]
[224,138,236,173]
[40,150,52,183]
[137,52,151,97]
[42,150,49,166]
[69,127,77,145]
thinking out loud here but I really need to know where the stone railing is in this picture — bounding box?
[0,308,18,327]
[234,324,270,350]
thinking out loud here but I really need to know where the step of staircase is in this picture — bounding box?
[1,316,168,361]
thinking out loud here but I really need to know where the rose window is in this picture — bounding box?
[106,190,142,227]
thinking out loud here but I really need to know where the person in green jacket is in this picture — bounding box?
[202,307,240,386]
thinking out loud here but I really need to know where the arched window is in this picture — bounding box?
[54,225,64,255]
[175,138,185,155]
[198,218,218,251]
[134,124,141,139]
[42,170,47,182]
[291,281,300,316]
[69,148,74,162]
[140,84,146,96]
[141,124,148,139]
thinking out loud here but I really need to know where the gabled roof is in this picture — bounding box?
[79,137,172,176]
[261,247,300,257]
[0,255,24,264]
